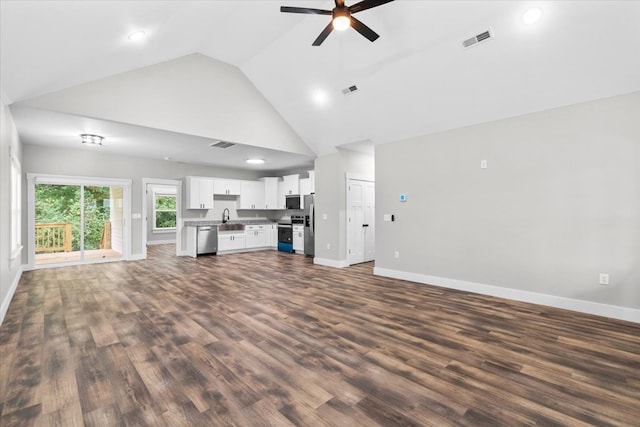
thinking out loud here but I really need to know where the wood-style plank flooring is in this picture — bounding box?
[1,244,639,426]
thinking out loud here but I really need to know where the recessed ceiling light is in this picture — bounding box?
[522,8,543,25]
[128,30,147,41]
[246,158,265,165]
[164,156,172,161]
[312,89,329,106]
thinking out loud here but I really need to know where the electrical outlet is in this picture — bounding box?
[480,160,488,169]
[326,243,331,250]
[394,251,400,259]
[599,273,609,286]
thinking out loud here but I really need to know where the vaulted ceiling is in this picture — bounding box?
[2,1,639,171]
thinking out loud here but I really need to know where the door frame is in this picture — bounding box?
[27,173,132,270]
[141,178,182,258]
[346,173,374,266]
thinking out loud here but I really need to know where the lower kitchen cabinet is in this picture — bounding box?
[218,232,245,251]
[245,225,266,248]
[293,225,304,252]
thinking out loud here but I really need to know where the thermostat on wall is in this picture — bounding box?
[399,194,407,202]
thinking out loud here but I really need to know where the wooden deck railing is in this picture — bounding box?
[35,223,72,253]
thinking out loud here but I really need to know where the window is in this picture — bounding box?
[10,153,22,259]
[153,190,176,231]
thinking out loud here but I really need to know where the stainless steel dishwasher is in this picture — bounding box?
[197,225,218,255]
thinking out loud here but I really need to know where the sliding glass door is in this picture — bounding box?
[30,175,130,267]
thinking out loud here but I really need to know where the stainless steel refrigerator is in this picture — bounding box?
[303,194,315,257]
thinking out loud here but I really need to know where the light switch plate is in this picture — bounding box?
[132,213,141,219]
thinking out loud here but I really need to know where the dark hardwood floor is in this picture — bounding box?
[1,245,639,426]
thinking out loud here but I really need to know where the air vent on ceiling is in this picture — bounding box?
[342,85,358,95]
[209,140,235,149]
[462,29,494,49]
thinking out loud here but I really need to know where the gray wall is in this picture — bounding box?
[22,145,264,257]
[0,100,23,324]
[375,92,640,310]
[315,149,374,263]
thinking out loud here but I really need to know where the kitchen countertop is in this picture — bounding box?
[184,219,277,226]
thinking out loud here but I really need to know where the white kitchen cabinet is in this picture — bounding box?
[261,177,280,210]
[293,225,304,252]
[269,224,278,248]
[281,174,300,196]
[245,225,267,248]
[213,179,242,196]
[240,180,265,210]
[185,177,214,209]
[300,178,311,196]
[218,231,245,251]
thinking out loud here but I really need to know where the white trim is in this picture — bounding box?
[26,173,132,269]
[147,239,176,245]
[373,267,640,324]
[0,265,23,326]
[142,178,182,259]
[128,253,146,261]
[314,257,349,268]
[151,228,176,233]
[346,172,374,182]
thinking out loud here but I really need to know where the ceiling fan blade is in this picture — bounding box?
[280,6,332,15]
[350,16,380,42]
[349,0,394,14]
[312,22,334,46]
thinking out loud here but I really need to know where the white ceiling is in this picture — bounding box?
[2,1,640,170]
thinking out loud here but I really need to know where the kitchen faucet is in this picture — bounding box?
[222,208,230,223]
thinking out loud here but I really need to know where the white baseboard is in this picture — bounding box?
[146,240,176,245]
[373,267,640,324]
[0,265,23,326]
[128,253,146,261]
[314,257,349,268]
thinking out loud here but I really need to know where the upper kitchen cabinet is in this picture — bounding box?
[261,177,280,210]
[213,179,242,196]
[185,176,214,209]
[300,178,311,197]
[239,180,265,210]
[281,174,300,196]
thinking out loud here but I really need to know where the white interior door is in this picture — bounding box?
[347,178,375,265]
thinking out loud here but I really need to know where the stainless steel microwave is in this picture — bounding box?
[285,195,301,210]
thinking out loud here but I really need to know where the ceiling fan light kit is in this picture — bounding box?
[280,0,394,46]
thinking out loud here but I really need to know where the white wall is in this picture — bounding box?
[375,92,640,320]
[314,149,374,266]
[19,54,313,157]
[0,97,23,325]
[22,145,265,258]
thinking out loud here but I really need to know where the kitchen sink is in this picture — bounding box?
[218,223,245,231]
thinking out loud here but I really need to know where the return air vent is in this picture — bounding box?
[342,85,358,95]
[209,140,235,149]
[462,29,493,48]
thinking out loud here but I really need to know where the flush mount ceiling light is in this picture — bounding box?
[522,7,543,25]
[80,134,104,146]
[128,30,147,41]
[246,158,265,165]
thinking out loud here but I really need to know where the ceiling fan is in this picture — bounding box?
[280,0,394,46]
